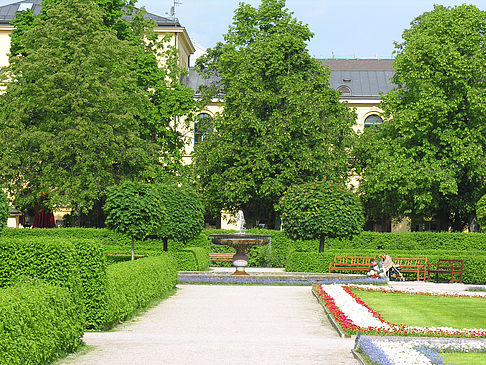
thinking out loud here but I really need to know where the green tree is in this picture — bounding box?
[276,180,364,253]
[0,0,162,216]
[477,195,486,230]
[0,191,9,229]
[104,181,165,260]
[4,0,197,222]
[152,182,204,252]
[193,0,356,227]
[355,4,486,231]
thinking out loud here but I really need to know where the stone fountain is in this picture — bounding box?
[210,210,270,275]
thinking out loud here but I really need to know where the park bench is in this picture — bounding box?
[427,258,464,283]
[328,256,375,273]
[209,252,235,262]
[390,257,427,281]
[328,255,428,281]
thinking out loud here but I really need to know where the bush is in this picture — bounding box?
[1,227,131,245]
[0,237,82,296]
[285,249,486,284]
[0,235,108,328]
[172,247,209,271]
[0,279,84,365]
[100,254,177,329]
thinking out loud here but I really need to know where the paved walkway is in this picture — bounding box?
[61,285,358,365]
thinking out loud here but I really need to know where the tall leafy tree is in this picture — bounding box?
[355,4,486,231]
[0,0,162,214]
[276,180,364,253]
[194,0,356,226]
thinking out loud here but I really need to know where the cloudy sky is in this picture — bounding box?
[136,0,486,59]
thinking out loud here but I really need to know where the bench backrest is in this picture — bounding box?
[437,258,464,270]
[391,257,427,268]
[333,256,375,266]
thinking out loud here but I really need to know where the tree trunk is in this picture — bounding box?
[319,234,325,253]
[163,237,168,252]
[131,235,135,261]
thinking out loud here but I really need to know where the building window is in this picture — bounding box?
[364,114,383,128]
[194,113,213,145]
[337,85,352,96]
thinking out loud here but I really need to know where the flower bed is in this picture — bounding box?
[313,284,486,337]
[357,336,486,365]
[179,275,388,286]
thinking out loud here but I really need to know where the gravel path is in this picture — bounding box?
[61,285,358,365]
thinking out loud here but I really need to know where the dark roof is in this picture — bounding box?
[319,59,395,98]
[0,0,180,26]
[184,59,396,99]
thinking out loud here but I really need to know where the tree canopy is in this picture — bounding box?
[104,181,166,259]
[152,182,204,252]
[0,0,196,217]
[355,4,486,231]
[194,0,356,227]
[276,180,364,252]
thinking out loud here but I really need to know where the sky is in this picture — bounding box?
[136,0,486,59]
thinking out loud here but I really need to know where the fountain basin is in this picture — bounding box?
[210,233,271,275]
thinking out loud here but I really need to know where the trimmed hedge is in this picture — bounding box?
[1,227,130,245]
[0,237,82,298]
[100,254,177,329]
[0,279,84,365]
[285,249,486,284]
[172,247,209,271]
[0,236,108,329]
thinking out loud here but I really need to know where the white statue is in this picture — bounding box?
[237,210,245,233]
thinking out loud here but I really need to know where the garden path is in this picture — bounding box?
[61,285,358,364]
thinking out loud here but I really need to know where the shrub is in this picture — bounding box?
[0,235,108,328]
[0,237,82,296]
[100,254,177,329]
[1,227,130,245]
[172,247,209,271]
[0,279,84,365]
[276,180,364,252]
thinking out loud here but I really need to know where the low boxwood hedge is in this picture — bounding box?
[1,227,130,245]
[285,249,486,284]
[100,254,177,329]
[0,279,84,365]
[0,237,82,299]
[0,236,108,329]
[171,247,209,271]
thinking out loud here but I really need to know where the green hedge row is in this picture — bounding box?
[101,255,177,329]
[171,247,210,271]
[1,227,130,245]
[0,236,108,328]
[0,279,84,365]
[285,249,486,284]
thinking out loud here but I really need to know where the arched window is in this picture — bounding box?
[364,114,383,128]
[194,113,213,145]
[337,85,352,96]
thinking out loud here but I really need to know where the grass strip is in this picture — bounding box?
[440,352,486,365]
[353,290,486,329]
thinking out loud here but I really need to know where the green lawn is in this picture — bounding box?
[441,352,486,365]
[353,290,486,329]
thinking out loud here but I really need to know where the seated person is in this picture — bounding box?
[367,258,386,278]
